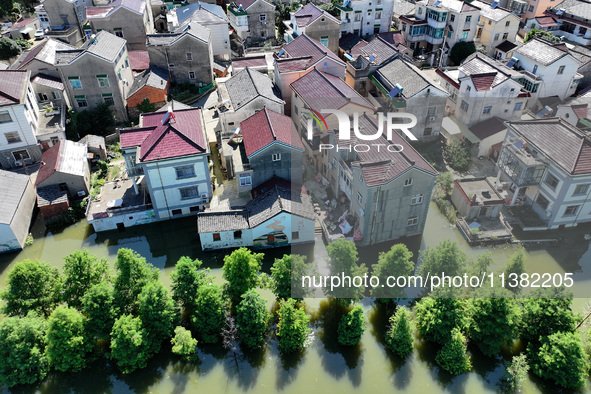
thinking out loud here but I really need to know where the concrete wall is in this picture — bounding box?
[37,167,90,197]
[300,16,340,55]
[221,97,284,137]
[249,143,303,187]
[477,14,519,56]
[246,0,276,45]
[0,176,35,253]
[89,6,154,51]
[89,208,157,232]
[339,0,394,36]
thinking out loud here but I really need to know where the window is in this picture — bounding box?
[355,13,361,21]
[427,106,436,117]
[190,206,201,212]
[460,100,469,112]
[450,14,455,22]
[466,85,471,92]
[267,234,275,242]
[68,77,82,90]
[514,102,523,111]
[494,33,500,41]
[488,20,492,25]
[532,65,538,74]
[558,65,565,75]
[418,7,422,14]
[505,20,510,27]
[407,217,419,226]
[175,165,195,179]
[58,183,68,192]
[38,92,49,101]
[4,132,21,144]
[528,5,534,12]
[76,97,88,107]
[292,231,300,240]
[12,149,29,160]
[404,178,413,186]
[114,27,123,38]
[483,106,492,114]
[573,184,590,196]
[564,205,579,216]
[465,15,472,22]
[96,75,109,87]
[272,153,281,161]
[52,91,61,100]
[188,71,196,79]
[375,11,381,19]
[103,96,114,106]
[259,14,266,22]
[234,230,242,239]
[502,32,508,40]
[320,36,329,47]
[179,186,199,200]
[424,127,432,136]
[213,233,221,241]
[186,52,192,61]
[411,194,423,205]
[239,173,252,186]
[544,173,559,190]
[461,31,468,39]
[125,58,129,68]
[0,111,12,123]
[357,192,363,204]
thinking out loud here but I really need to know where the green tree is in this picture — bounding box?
[110,314,151,374]
[337,305,366,346]
[500,354,529,393]
[63,250,109,309]
[82,281,115,341]
[46,306,92,372]
[385,306,414,358]
[435,172,454,197]
[276,298,311,353]
[469,286,519,356]
[468,253,494,279]
[0,36,22,60]
[418,240,467,279]
[371,244,414,299]
[139,281,178,354]
[113,248,159,316]
[416,295,469,345]
[270,254,310,300]
[503,249,526,295]
[171,326,197,360]
[0,313,48,387]
[524,28,561,44]
[529,332,589,389]
[326,239,368,302]
[435,327,472,375]
[171,256,210,315]
[66,103,116,139]
[1,259,62,317]
[236,289,270,349]
[137,98,156,113]
[449,41,477,66]
[520,286,577,342]
[191,284,226,343]
[222,248,264,304]
[443,139,472,171]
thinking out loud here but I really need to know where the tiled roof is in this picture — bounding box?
[548,0,591,20]
[339,33,363,51]
[37,184,68,207]
[458,53,512,90]
[496,40,517,53]
[12,39,74,69]
[232,55,267,71]
[31,73,63,90]
[471,0,513,21]
[352,35,399,66]
[282,34,343,68]
[240,108,304,157]
[536,16,559,27]
[224,67,283,110]
[0,70,28,106]
[469,117,507,140]
[572,103,588,119]
[0,170,30,224]
[56,31,125,64]
[293,3,338,26]
[10,17,36,30]
[515,37,571,66]
[175,2,227,26]
[127,67,169,98]
[417,0,479,13]
[87,0,145,18]
[78,134,106,148]
[147,22,211,46]
[377,58,441,98]
[197,210,249,232]
[128,50,150,70]
[235,0,258,9]
[507,118,591,175]
[275,56,314,73]
[36,140,88,186]
[377,31,406,47]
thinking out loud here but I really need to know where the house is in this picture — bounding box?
[197,183,316,250]
[86,0,155,51]
[451,177,505,219]
[167,2,231,61]
[399,0,480,65]
[524,15,560,35]
[555,89,591,129]
[56,30,133,122]
[228,0,276,47]
[36,4,51,30]
[496,118,591,229]
[41,0,88,46]
[284,3,341,54]
[467,116,508,158]
[336,0,395,37]
[494,39,518,61]
[32,74,67,150]
[472,0,520,57]
[126,67,170,119]
[8,18,40,40]
[119,107,212,220]
[543,0,591,46]
[370,57,448,139]
[0,170,36,254]
[78,134,107,161]
[36,140,90,199]
[563,42,591,92]
[37,184,70,221]
[146,21,214,86]
[522,0,563,24]
[128,50,150,72]
[323,114,438,245]
[435,53,530,127]
[274,34,346,113]
[11,38,74,79]
[232,55,268,74]
[217,67,284,138]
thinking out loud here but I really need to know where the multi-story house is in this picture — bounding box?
[85,0,155,51]
[228,0,276,47]
[370,57,448,138]
[399,0,480,64]
[119,107,212,220]
[324,114,438,245]
[284,3,341,54]
[11,38,74,79]
[41,0,88,46]
[167,2,230,61]
[336,0,395,37]
[496,118,591,229]
[146,21,214,86]
[35,4,51,30]
[56,31,132,122]
[472,0,520,57]
[436,53,529,126]
[544,0,591,46]
[523,0,565,24]
[274,34,346,114]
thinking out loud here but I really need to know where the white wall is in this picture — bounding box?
[513,54,580,100]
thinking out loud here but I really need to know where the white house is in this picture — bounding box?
[0,170,36,253]
[336,0,395,37]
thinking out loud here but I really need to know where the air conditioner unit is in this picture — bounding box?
[429,116,436,121]
[77,190,86,197]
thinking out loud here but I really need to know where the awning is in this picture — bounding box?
[21,27,34,34]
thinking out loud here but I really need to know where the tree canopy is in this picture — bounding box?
[113,248,159,316]
[82,281,115,341]
[416,296,469,345]
[337,305,366,346]
[418,240,467,279]
[524,29,561,44]
[110,314,151,374]
[449,41,476,66]
[236,289,270,349]
[63,250,109,310]
[191,284,226,344]
[0,36,22,60]
[326,239,368,301]
[270,254,310,300]
[138,281,178,354]
[46,306,92,372]
[371,244,414,299]
[435,327,472,375]
[222,248,263,304]
[385,307,414,358]
[171,326,197,360]
[171,256,210,315]
[276,298,311,353]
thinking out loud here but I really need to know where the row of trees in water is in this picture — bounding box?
[0,240,588,390]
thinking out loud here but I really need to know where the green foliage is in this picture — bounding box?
[171,326,197,360]
[468,253,494,279]
[529,332,589,389]
[171,256,209,314]
[371,244,414,299]
[46,306,92,372]
[275,1,302,38]
[499,354,529,393]
[449,41,477,66]
[435,172,454,197]
[503,249,526,295]
[138,281,178,354]
[110,314,151,374]
[24,234,34,246]
[63,250,109,310]
[97,160,109,176]
[0,36,22,60]
[326,239,368,301]
[418,240,467,278]
[434,196,458,224]
[14,38,30,51]
[435,327,471,375]
[270,254,310,300]
[524,28,561,44]
[318,2,340,17]
[276,298,311,353]
[337,305,366,346]
[222,248,263,304]
[416,296,469,345]
[385,306,414,358]
[137,98,156,114]
[82,281,115,341]
[1,259,62,317]
[0,313,48,387]
[443,139,472,172]
[113,248,159,316]
[520,286,577,342]
[66,103,116,140]
[191,284,226,344]
[236,289,270,349]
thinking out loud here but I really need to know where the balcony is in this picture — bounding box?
[425,35,444,45]
[427,18,446,30]
[368,74,407,109]
[497,144,546,187]
[36,102,65,138]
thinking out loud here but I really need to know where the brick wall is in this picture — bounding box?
[127,84,169,108]
[39,201,70,221]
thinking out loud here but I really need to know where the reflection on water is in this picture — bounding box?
[1,203,591,393]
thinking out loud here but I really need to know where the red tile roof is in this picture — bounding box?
[294,3,325,27]
[11,17,37,30]
[572,103,588,119]
[232,55,267,70]
[0,70,28,106]
[35,142,60,186]
[470,72,497,91]
[240,107,304,157]
[282,34,343,68]
[128,50,150,70]
[275,56,313,73]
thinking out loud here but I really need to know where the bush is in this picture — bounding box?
[435,327,471,375]
[171,326,197,360]
[524,29,560,44]
[0,36,22,60]
[337,305,366,346]
[449,41,477,66]
[443,140,472,172]
[385,307,414,358]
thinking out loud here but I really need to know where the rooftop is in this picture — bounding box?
[377,58,443,98]
[417,0,480,13]
[0,70,28,106]
[174,1,227,28]
[471,0,514,21]
[55,31,126,65]
[36,140,87,186]
[280,34,343,69]
[31,73,63,90]
[128,50,150,70]
[232,55,268,71]
[455,177,504,205]
[350,35,400,66]
[0,170,30,224]
[224,67,283,111]
[147,22,211,46]
[293,3,339,27]
[12,38,74,69]
[514,37,573,66]
[127,67,169,99]
[546,0,591,21]
[240,108,304,157]
[37,184,68,207]
[468,117,507,140]
[87,177,150,219]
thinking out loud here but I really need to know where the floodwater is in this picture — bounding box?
[1,202,590,393]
